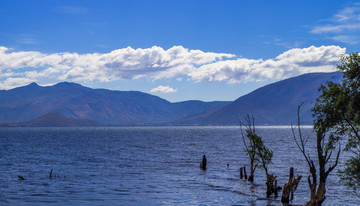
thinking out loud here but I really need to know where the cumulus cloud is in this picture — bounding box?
[0,77,34,90]
[189,45,345,83]
[0,45,233,82]
[0,45,345,89]
[150,85,177,93]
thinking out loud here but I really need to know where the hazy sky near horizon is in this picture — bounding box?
[0,0,359,102]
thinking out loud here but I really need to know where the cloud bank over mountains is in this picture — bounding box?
[150,85,177,93]
[0,45,345,89]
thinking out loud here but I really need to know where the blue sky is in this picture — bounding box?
[0,0,359,102]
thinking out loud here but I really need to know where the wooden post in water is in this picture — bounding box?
[200,155,207,170]
[274,179,278,198]
[243,166,247,179]
[240,167,243,179]
[50,169,53,179]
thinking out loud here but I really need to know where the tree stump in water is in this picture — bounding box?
[243,166,248,179]
[240,167,243,179]
[200,155,207,170]
[281,167,302,204]
[266,173,277,197]
[274,179,279,198]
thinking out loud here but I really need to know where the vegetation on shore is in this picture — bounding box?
[235,53,360,205]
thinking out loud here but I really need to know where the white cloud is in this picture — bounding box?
[189,45,345,83]
[330,35,359,45]
[17,35,38,45]
[311,24,360,34]
[0,45,345,89]
[150,85,177,93]
[0,77,34,90]
[0,45,234,84]
[311,4,360,44]
[39,83,56,87]
[311,4,360,34]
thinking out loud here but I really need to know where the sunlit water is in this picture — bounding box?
[0,126,358,205]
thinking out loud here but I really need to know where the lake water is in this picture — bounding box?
[0,126,359,205]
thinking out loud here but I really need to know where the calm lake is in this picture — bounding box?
[0,126,359,205]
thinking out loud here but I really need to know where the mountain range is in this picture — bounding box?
[176,72,342,125]
[0,82,229,125]
[0,72,342,126]
[0,113,102,127]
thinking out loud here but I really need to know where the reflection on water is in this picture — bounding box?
[0,126,358,205]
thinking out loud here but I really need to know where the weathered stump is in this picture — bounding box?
[281,167,302,204]
[243,166,247,180]
[266,173,277,197]
[274,179,279,198]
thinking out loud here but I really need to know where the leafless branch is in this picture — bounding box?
[292,103,312,167]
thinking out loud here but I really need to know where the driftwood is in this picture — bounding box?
[18,175,25,180]
[281,167,302,204]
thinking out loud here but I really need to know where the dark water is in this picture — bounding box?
[0,126,359,205]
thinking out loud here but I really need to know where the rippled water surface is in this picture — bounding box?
[0,126,359,205]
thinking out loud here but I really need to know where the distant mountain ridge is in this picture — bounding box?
[175,72,342,125]
[0,113,102,127]
[28,113,102,127]
[0,72,342,126]
[0,82,230,125]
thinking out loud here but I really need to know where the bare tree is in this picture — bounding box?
[240,115,258,182]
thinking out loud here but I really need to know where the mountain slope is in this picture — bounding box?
[175,72,343,125]
[27,113,102,127]
[0,113,102,127]
[0,82,230,125]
